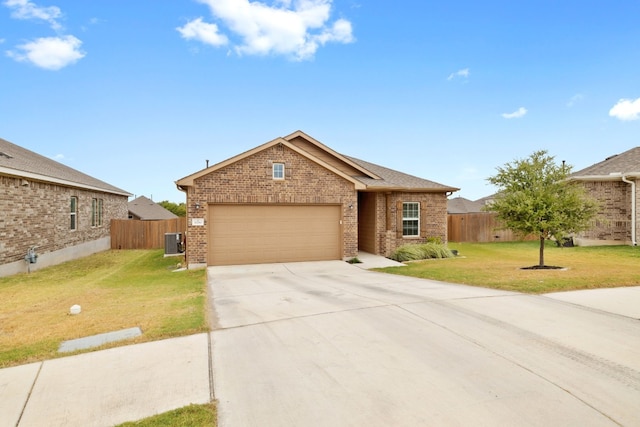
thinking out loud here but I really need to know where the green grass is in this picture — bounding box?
[378,241,640,294]
[0,250,208,368]
[115,403,216,427]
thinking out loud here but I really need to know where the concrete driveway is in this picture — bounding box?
[208,261,640,427]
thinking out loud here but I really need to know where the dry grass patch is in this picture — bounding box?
[0,250,207,368]
[378,242,640,294]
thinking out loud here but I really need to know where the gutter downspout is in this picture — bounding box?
[621,175,637,246]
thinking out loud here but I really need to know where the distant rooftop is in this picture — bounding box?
[128,195,178,220]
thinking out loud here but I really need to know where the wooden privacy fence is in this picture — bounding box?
[448,212,536,243]
[111,218,187,249]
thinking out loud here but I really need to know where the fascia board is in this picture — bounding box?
[568,173,640,182]
[283,130,382,180]
[175,137,288,187]
[283,142,367,190]
[0,166,132,197]
[175,137,367,190]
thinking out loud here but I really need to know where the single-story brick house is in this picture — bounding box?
[128,195,178,220]
[176,131,458,268]
[0,137,131,277]
[567,147,640,246]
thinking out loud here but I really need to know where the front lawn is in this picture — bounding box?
[116,403,216,427]
[377,241,640,294]
[0,250,208,368]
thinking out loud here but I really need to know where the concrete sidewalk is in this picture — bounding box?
[1,255,639,427]
[0,334,211,427]
[544,285,640,319]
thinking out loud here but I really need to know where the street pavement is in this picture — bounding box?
[1,255,639,426]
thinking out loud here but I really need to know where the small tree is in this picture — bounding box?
[486,150,599,267]
[158,200,186,217]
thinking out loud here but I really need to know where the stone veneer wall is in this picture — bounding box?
[0,175,128,275]
[576,180,633,244]
[185,144,358,267]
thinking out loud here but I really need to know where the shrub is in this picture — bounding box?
[390,242,455,262]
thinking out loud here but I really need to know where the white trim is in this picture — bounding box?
[70,196,78,231]
[402,201,420,237]
[621,175,637,246]
[272,162,285,180]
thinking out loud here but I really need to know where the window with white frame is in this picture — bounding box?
[91,198,104,227]
[273,162,285,179]
[402,202,420,237]
[70,196,77,230]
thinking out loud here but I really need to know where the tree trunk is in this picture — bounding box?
[539,235,545,266]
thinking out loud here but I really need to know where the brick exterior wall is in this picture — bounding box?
[185,144,358,266]
[576,180,632,244]
[0,175,129,266]
[377,191,449,256]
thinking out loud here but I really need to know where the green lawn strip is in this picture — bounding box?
[0,250,207,368]
[115,403,216,427]
[377,242,640,294]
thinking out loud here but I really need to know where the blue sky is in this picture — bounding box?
[2,0,640,203]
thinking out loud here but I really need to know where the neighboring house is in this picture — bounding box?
[176,130,458,268]
[0,137,131,277]
[447,196,484,214]
[568,147,640,246]
[128,195,178,220]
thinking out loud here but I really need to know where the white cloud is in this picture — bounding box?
[609,97,640,121]
[447,68,469,81]
[501,107,527,119]
[182,0,354,60]
[567,93,584,108]
[6,35,85,70]
[3,0,62,30]
[177,17,229,46]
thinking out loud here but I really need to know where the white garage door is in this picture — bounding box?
[208,204,342,266]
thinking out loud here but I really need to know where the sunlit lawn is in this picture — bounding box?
[0,250,208,368]
[115,403,216,427]
[378,241,640,294]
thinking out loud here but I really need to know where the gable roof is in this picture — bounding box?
[447,196,485,213]
[0,137,131,196]
[176,131,458,193]
[128,195,178,220]
[571,147,640,180]
[176,134,367,190]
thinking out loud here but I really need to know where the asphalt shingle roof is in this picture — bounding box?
[128,196,178,220]
[572,147,640,177]
[0,137,130,195]
[346,155,458,192]
[447,197,484,213]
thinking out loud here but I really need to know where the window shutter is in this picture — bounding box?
[396,200,403,238]
[267,161,273,177]
[285,163,292,178]
[420,201,427,236]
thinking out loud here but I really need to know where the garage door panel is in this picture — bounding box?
[209,205,341,266]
